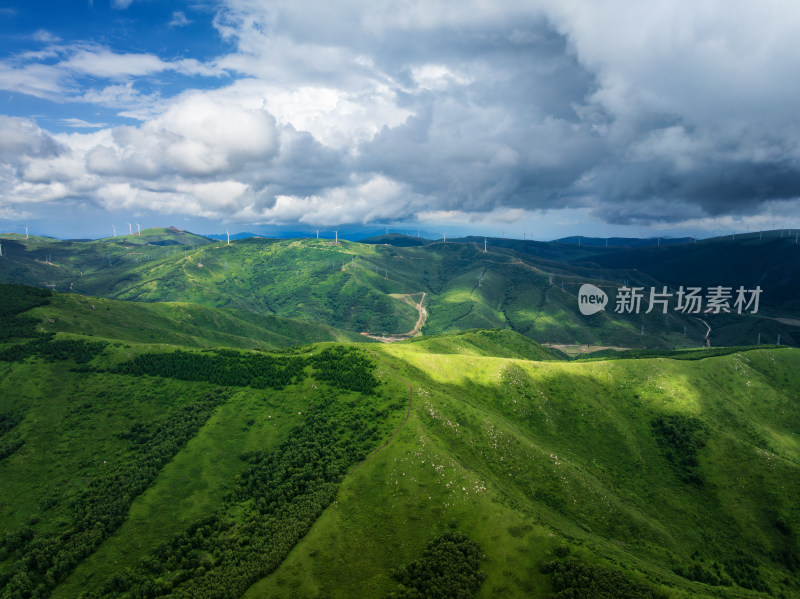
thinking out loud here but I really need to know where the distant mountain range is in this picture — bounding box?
[1,227,797,348]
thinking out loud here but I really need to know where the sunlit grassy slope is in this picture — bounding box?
[250,343,800,598]
[2,320,797,598]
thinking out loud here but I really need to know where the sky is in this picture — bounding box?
[2,0,800,240]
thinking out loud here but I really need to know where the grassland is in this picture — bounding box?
[1,296,797,598]
[254,342,800,598]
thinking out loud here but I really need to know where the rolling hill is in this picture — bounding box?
[4,230,797,350]
[25,291,368,349]
[0,286,798,598]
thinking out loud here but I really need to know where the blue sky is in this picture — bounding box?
[2,0,800,240]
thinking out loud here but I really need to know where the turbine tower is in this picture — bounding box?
[0,242,3,257]
[136,223,141,235]
[128,223,133,235]
[227,229,230,245]
[334,230,338,245]
[112,224,116,238]
[25,226,28,239]
[484,238,487,252]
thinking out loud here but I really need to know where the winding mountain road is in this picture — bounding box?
[361,291,427,342]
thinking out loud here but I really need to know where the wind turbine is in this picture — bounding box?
[0,242,3,257]
[112,224,116,238]
[128,223,133,235]
[24,226,28,239]
[484,238,487,252]
[443,233,446,243]
[227,229,230,245]
[316,229,319,239]
[334,230,338,245]
[136,223,141,235]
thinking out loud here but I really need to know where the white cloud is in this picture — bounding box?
[61,118,108,129]
[168,11,192,28]
[11,181,71,203]
[80,82,162,117]
[0,44,223,109]
[410,64,472,91]
[61,49,220,79]
[0,206,32,220]
[543,0,800,127]
[0,116,63,163]
[32,30,62,43]
[0,62,67,99]
[265,175,427,225]
[62,49,167,78]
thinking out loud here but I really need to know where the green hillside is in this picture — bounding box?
[1,285,798,598]
[396,328,568,361]
[1,232,797,349]
[26,292,369,349]
[243,343,800,599]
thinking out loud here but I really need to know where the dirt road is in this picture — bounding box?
[361,292,427,342]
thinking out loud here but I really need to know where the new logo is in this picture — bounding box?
[578,283,608,315]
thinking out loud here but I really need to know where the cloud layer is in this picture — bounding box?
[2,0,800,230]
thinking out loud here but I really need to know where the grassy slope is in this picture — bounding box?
[4,234,792,349]
[0,339,409,598]
[395,328,568,361]
[0,362,225,558]
[1,331,798,598]
[49,379,330,598]
[27,292,369,349]
[246,344,800,598]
